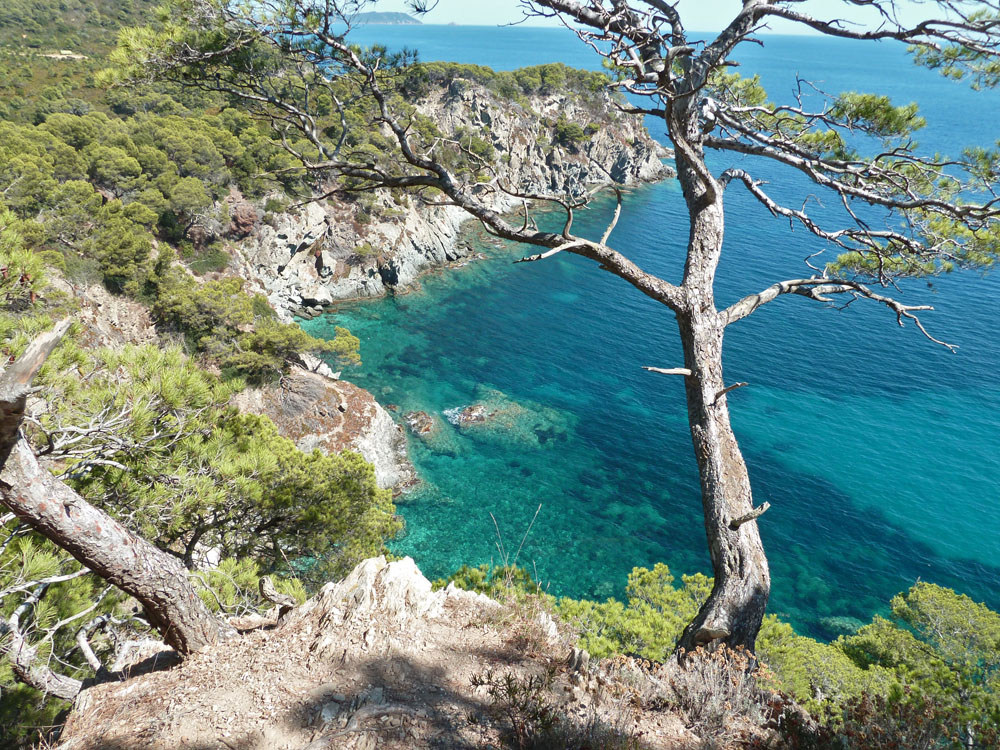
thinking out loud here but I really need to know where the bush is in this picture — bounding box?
[470,667,642,750]
[151,274,359,382]
[40,344,399,582]
[553,117,588,149]
[556,563,711,661]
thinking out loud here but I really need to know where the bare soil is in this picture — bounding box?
[55,558,735,750]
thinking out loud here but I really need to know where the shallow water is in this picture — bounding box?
[305,27,1000,638]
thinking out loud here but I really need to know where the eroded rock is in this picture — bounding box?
[403,410,435,435]
[232,367,414,490]
[233,81,673,317]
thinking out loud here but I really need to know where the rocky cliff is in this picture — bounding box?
[233,81,673,320]
[232,367,414,491]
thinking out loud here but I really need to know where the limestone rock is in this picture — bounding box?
[403,410,435,435]
[68,281,158,348]
[232,367,414,490]
[233,80,673,316]
[454,403,492,425]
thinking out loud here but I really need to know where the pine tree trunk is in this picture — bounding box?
[0,439,233,655]
[670,127,771,654]
[674,308,770,653]
[0,322,233,657]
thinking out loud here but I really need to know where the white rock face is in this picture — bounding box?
[234,81,673,318]
[231,367,414,490]
[298,556,502,645]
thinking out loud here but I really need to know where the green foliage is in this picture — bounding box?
[401,62,609,103]
[81,199,153,294]
[552,117,589,149]
[836,583,1000,744]
[829,93,925,138]
[0,0,157,53]
[912,10,1000,90]
[433,563,540,600]
[195,558,307,615]
[0,526,123,750]
[0,204,48,309]
[39,344,399,582]
[556,563,711,661]
[151,274,359,381]
[755,615,893,720]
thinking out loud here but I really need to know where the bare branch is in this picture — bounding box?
[722,277,957,351]
[0,568,90,604]
[713,382,749,405]
[1,585,83,700]
[730,502,770,530]
[642,366,692,376]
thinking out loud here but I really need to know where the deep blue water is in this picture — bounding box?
[305,26,1000,638]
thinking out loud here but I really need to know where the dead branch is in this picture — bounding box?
[730,502,770,530]
[643,366,692,376]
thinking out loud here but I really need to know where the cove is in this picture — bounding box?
[303,27,1000,639]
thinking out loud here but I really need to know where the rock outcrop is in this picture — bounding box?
[234,81,673,319]
[232,367,414,491]
[62,280,158,349]
[55,556,701,750]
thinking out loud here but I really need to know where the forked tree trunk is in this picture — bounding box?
[0,322,232,659]
[670,133,771,654]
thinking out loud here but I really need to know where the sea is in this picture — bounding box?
[303,24,1000,639]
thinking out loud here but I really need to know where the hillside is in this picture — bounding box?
[0,8,672,747]
[0,0,157,52]
[354,11,422,25]
[52,557,747,750]
[2,3,999,750]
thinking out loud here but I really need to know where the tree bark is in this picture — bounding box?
[674,308,770,653]
[0,322,233,657]
[670,119,771,654]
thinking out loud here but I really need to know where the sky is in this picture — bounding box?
[368,0,936,34]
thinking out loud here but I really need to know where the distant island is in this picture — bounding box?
[354,11,421,25]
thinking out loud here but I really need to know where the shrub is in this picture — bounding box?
[470,667,642,750]
[552,117,588,149]
[654,646,770,747]
[556,563,711,661]
[151,274,359,382]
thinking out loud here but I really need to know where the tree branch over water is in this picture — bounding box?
[107,0,1000,654]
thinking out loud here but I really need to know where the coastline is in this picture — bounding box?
[230,76,673,322]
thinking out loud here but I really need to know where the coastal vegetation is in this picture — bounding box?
[438,562,1000,746]
[353,11,421,25]
[120,0,1000,658]
[0,0,998,748]
[0,6,660,743]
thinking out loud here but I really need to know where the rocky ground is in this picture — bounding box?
[52,557,776,750]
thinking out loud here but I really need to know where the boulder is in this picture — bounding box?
[403,410,436,435]
[232,367,414,490]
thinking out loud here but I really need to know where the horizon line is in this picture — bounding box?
[350,22,851,38]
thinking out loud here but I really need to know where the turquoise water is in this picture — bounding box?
[304,28,1000,638]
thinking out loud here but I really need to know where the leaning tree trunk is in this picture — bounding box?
[0,321,232,657]
[674,307,770,654]
[670,134,771,655]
